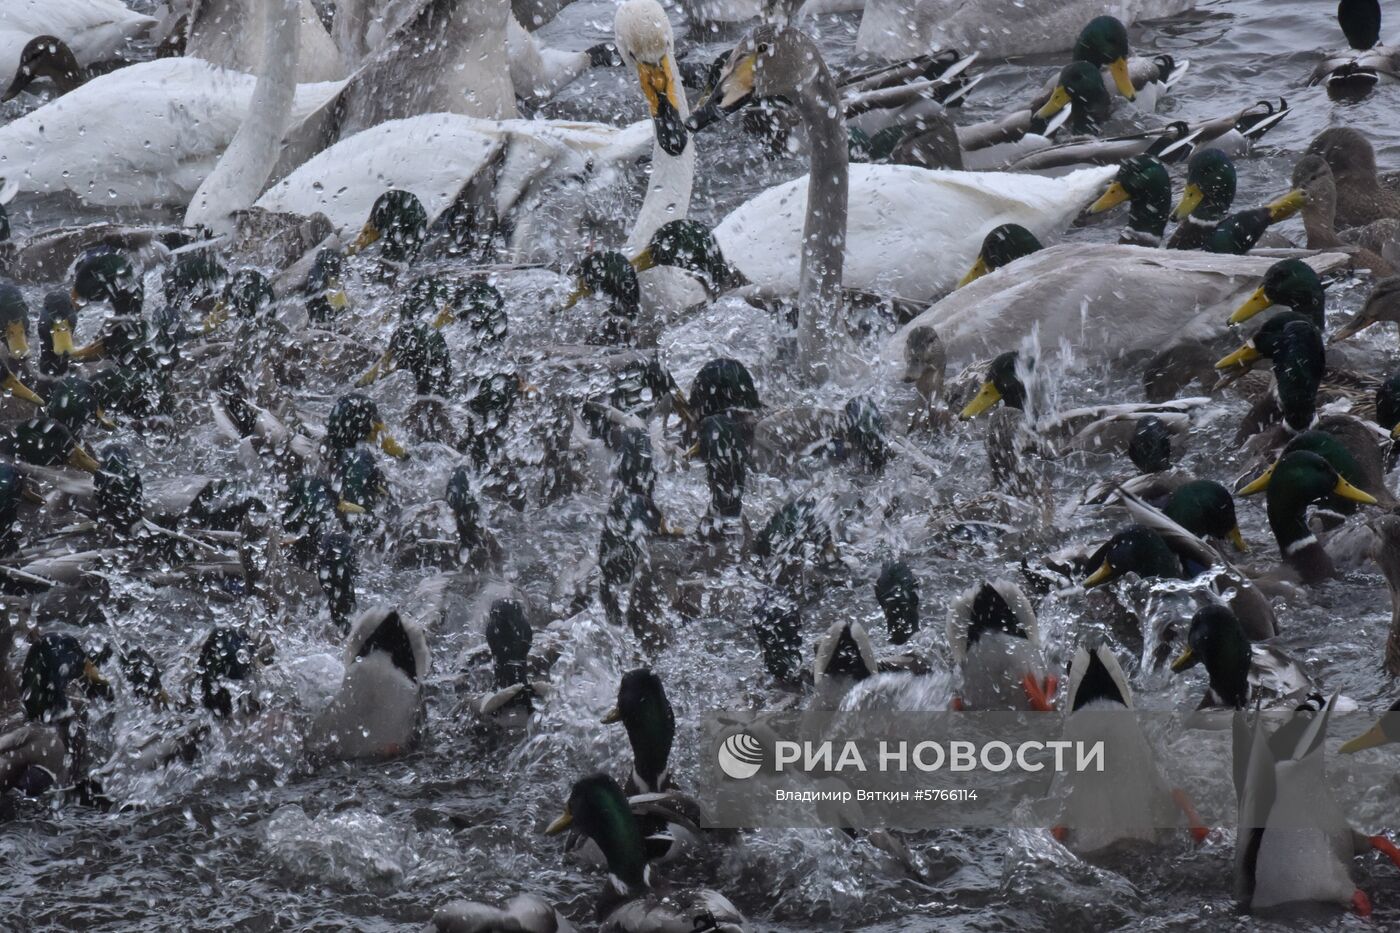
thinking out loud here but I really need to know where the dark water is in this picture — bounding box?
[4,0,1400,930]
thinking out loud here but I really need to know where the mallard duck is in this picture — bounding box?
[312,583,436,760]
[874,560,920,647]
[1310,0,1400,95]
[1232,695,1382,915]
[3,416,100,472]
[754,495,840,597]
[1305,127,1400,230]
[957,224,1043,288]
[316,531,357,631]
[398,464,505,572]
[545,773,746,931]
[752,589,803,685]
[472,597,550,724]
[0,281,30,370]
[67,250,154,369]
[946,579,1053,711]
[345,188,428,266]
[1169,148,1239,250]
[1332,275,1400,341]
[1169,605,1315,709]
[1049,642,1197,853]
[1085,155,1173,246]
[693,412,748,540]
[1237,450,1379,585]
[1290,154,1397,277]
[319,393,408,464]
[195,626,268,719]
[1226,258,1327,331]
[0,632,109,794]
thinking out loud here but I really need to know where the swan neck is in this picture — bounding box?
[795,61,848,373]
[625,53,695,255]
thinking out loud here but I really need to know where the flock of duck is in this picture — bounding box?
[4,0,1400,929]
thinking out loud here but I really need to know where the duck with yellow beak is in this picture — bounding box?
[0,282,29,363]
[957,224,1043,288]
[1085,155,1173,246]
[1226,258,1327,329]
[1033,16,1186,121]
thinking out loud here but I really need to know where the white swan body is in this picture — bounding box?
[677,0,865,25]
[256,113,651,235]
[856,0,1197,62]
[714,164,1115,302]
[0,58,342,208]
[887,245,1352,365]
[187,0,343,83]
[0,0,156,88]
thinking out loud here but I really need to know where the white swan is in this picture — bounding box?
[0,57,342,208]
[0,0,156,92]
[856,0,1197,62]
[185,0,303,231]
[186,0,343,83]
[887,246,1352,366]
[258,0,693,258]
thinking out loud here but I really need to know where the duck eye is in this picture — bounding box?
[756,42,768,54]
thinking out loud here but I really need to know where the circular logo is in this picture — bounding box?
[717,732,764,780]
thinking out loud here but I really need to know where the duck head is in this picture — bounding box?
[0,282,29,360]
[545,773,650,895]
[1129,415,1173,474]
[1174,148,1237,222]
[3,417,99,471]
[72,249,143,316]
[633,220,739,297]
[902,325,946,402]
[447,278,507,341]
[334,446,388,516]
[485,598,532,690]
[325,393,407,461]
[604,668,675,793]
[46,375,110,434]
[350,189,427,263]
[1171,605,1252,709]
[95,444,143,531]
[163,250,228,312]
[1037,60,1113,134]
[303,249,347,323]
[359,322,451,396]
[752,590,803,683]
[1376,369,1400,438]
[689,357,761,423]
[205,268,273,333]
[1333,276,1400,343]
[1165,480,1247,551]
[197,628,267,718]
[119,646,168,707]
[21,633,109,722]
[1088,156,1172,242]
[687,25,826,131]
[1338,0,1382,50]
[1240,450,1377,572]
[38,291,76,376]
[1083,525,1184,587]
[959,350,1028,419]
[1072,15,1136,100]
[1229,259,1325,328]
[697,412,748,520]
[445,465,486,554]
[958,224,1043,288]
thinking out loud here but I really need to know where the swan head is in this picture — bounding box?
[3,36,82,102]
[688,26,825,131]
[614,0,687,158]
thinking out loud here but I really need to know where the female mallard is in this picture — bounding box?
[1238,450,1379,585]
[1305,127,1400,230]
[545,773,746,931]
[1290,154,1397,277]
[1331,275,1400,341]
[1169,605,1315,710]
[312,588,435,760]
[946,579,1053,712]
[1359,514,1400,676]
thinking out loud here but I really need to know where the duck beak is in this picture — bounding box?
[957,255,989,288]
[1266,189,1305,222]
[1215,342,1261,370]
[5,321,28,358]
[1088,181,1131,214]
[637,58,688,157]
[68,338,105,362]
[1108,57,1136,100]
[1034,84,1073,120]
[1083,559,1115,588]
[1334,476,1378,505]
[348,223,380,256]
[1340,722,1392,753]
[50,319,75,356]
[684,442,701,461]
[671,391,696,428]
[430,306,455,329]
[958,380,1001,420]
[545,805,573,835]
[2,370,43,406]
[83,659,111,690]
[517,376,539,398]
[94,406,116,430]
[1173,183,1205,221]
[1229,286,1274,325]
[631,246,658,273]
[688,52,756,132]
[1238,462,1275,496]
[1331,312,1373,342]
[560,280,591,311]
[371,421,407,460]
[337,499,366,515]
[1391,422,1400,440]
[1228,526,1248,552]
[21,480,45,504]
[356,350,396,387]
[325,277,349,311]
[601,706,622,724]
[1169,645,1199,673]
[202,300,230,335]
[68,444,101,472]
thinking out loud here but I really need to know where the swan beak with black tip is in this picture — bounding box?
[1108,57,1135,100]
[637,57,688,157]
[1089,181,1131,214]
[1173,183,1204,221]
[958,255,990,289]
[370,421,407,460]
[1229,286,1273,325]
[687,50,755,132]
[545,805,573,835]
[958,380,1001,420]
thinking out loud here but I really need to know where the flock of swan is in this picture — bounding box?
[5,0,1400,929]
